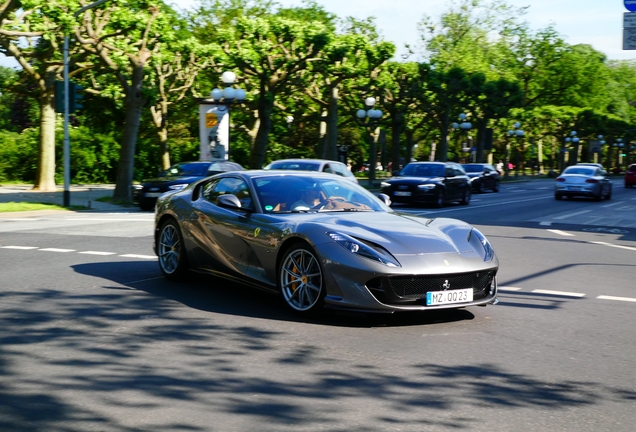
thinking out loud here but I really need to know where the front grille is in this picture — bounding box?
[367,271,496,304]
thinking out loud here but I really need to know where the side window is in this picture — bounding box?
[444,165,454,177]
[330,163,347,178]
[323,164,335,174]
[203,177,252,209]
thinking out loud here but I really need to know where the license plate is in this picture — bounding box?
[144,192,162,198]
[426,288,473,306]
[567,186,581,191]
[394,191,411,196]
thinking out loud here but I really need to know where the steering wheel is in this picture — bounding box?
[311,196,347,210]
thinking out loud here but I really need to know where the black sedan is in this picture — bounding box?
[154,170,499,316]
[380,162,471,207]
[462,163,501,193]
[133,160,243,210]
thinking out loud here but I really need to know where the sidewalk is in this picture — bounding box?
[0,184,134,212]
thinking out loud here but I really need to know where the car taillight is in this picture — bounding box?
[585,179,599,183]
[556,177,565,182]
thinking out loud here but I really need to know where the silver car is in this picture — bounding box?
[264,158,358,183]
[554,165,612,201]
[153,170,499,316]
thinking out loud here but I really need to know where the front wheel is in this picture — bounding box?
[157,219,188,280]
[493,181,500,192]
[279,243,325,315]
[555,193,563,200]
[460,188,471,205]
[435,190,445,208]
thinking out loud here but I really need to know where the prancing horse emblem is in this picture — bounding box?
[442,280,451,290]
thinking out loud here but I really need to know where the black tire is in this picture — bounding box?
[435,190,445,208]
[460,188,471,205]
[477,182,485,193]
[493,181,500,192]
[157,219,188,280]
[279,243,325,315]
[605,187,612,200]
[140,199,155,212]
[555,193,563,200]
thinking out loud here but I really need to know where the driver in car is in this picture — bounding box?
[291,187,322,210]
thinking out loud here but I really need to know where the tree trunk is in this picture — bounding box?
[113,78,146,202]
[391,113,404,173]
[324,87,339,160]
[439,111,450,162]
[249,94,274,169]
[159,126,170,170]
[33,84,57,192]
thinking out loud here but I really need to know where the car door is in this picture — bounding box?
[188,176,254,277]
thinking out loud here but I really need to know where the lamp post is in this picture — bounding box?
[452,113,473,162]
[356,97,382,187]
[560,131,578,172]
[618,140,625,170]
[204,71,246,160]
[62,0,111,207]
[595,134,606,165]
[506,122,524,178]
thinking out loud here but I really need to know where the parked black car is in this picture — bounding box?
[462,163,501,193]
[133,160,244,210]
[380,162,471,207]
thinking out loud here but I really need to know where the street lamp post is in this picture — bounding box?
[204,71,246,160]
[560,131,578,172]
[356,97,382,187]
[452,113,472,162]
[506,122,523,178]
[595,135,606,165]
[62,0,111,207]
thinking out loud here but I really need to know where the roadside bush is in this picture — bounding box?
[0,129,39,182]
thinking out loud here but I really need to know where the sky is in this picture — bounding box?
[1,0,633,67]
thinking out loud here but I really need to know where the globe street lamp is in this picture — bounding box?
[200,71,246,160]
[506,122,524,178]
[356,97,383,186]
[452,113,473,162]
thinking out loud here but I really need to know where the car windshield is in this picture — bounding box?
[163,163,209,177]
[563,167,594,176]
[253,175,388,213]
[399,164,445,177]
[265,161,322,171]
[463,164,485,173]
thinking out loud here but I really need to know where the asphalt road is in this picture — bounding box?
[1,178,635,431]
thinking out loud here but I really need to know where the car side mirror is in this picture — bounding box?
[376,193,392,206]
[217,194,242,209]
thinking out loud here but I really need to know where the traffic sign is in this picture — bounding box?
[625,12,636,27]
[624,28,636,50]
[626,0,636,12]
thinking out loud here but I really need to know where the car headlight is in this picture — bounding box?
[168,184,188,191]
[327,232,400,267]
[132,184,143,190]
[380,182,391,188]
[468,228,495,262]
[417,184,436,190]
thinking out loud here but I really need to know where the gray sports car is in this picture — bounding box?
[154,170,499,315]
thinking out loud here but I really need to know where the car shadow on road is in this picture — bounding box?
[71,260,476,328]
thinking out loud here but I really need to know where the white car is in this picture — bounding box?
[264,158,358,183]
[555,165,612,201]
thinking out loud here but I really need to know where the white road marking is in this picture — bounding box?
[1,245,38,250]
[547,229,575,236]
[539,221,552,226]
[66,217,153,222]
[498,286,522,291]
[39,248,75,253]
[601,202,622,208]
[119,254,157,260]
[553,210,592,220]
[532,289,586,297]
[598,295,636,303]
[79,251,117,255]
[590,241,636,251]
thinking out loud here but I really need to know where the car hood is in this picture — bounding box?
[386,176,444,184]
[143,175,204,186]
[297,212,474,255]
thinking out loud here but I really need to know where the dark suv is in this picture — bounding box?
[625,164,636,188]
[380,162,471,207]
[133,160,243,211]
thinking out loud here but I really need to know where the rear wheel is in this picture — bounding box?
[279,243,325,315]
[493,181,500,192]
[477,182,485,193]
[605,186,612,200]
[157,219,188,280]
[555,193,563,200]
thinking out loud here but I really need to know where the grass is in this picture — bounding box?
[0,202,86,212]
